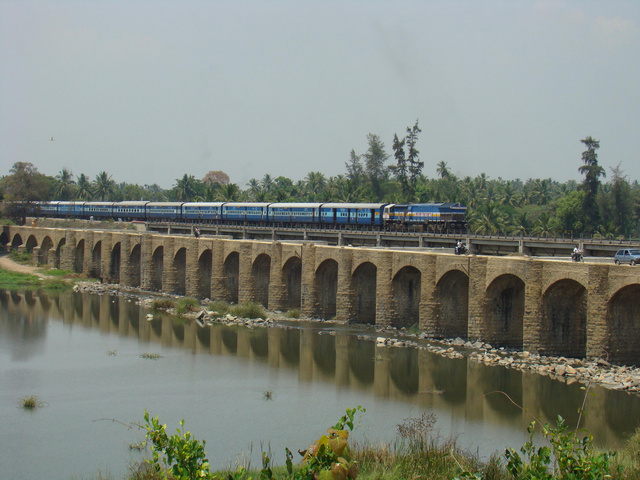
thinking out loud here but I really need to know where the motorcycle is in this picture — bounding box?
[455,244,467,255]
[571,251,583,262]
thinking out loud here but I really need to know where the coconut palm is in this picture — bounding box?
[54,168,76,200]
[469,202,506,235]
[93,171,115,201]
[216,183,241,201]
[173,174,199,202]
[75,174,93,200]
[436,161,450,179]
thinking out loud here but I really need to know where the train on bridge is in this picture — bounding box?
[29,200,468,232]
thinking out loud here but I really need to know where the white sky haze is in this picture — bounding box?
[1,0,639,189]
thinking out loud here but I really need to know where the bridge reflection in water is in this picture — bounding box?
[3,289,640,450]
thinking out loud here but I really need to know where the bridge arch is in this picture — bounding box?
[352,261,377,324]
[540,279,587,357]
[435,269,469,339]
[110,242,121,284]
[150,246,163,291]
[392,265,421,327]
[26,235,38,252]
[74,240,85,273]
[11,233,24,249]
[174,247,187,295]
[55,238,66,269]
[129,243,141,287]
[39,236,53,265]
[606,284,640,364]
[315,259,338,320]
[484,274,524,349]
[251,253,271,308]
[0,230,9,247]
[282,255,302,310]
[197,249,212,299]
[223,251,239,303]
[91,241,102,279]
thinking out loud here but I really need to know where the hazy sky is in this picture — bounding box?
[1,0,639,189]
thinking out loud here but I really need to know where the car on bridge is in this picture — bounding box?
[614,249,640,265]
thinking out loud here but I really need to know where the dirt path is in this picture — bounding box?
[0,254,47,277]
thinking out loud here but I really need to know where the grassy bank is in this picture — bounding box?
[0,268,72,291]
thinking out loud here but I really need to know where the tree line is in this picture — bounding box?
[1,126,638,239]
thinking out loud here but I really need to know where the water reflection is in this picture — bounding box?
[3,289,640,448]
[0,290,48,361]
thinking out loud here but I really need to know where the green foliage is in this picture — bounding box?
[139,407,364,480]
[504,417,615,479]
[41,277,72,291]
[229,302,267,319]
[142,410,213,480]
[289,406,365,480]
[19,394,44,409]
[8,250,33,264]
[175,297,200,314]
[285,308,301,319]
[0,267,71,291]
[208,300,230,317]
[38,267,74,277]
[151,298,176,311]
[140,353,162,360]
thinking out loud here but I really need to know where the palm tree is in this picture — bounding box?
[54,168,76,200]
[508,211,530,236]
[93,171,115,201]
[436,161,450,179]
[173,174,199,202]
[216,183,241,201]
[469,202,505,235]
[531,212,557,238]
[246,178,264,201]
[261,174,274,196]
[76,174,93,200]
[304,171,327,200]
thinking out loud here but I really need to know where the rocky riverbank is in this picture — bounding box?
[73,281,640,396]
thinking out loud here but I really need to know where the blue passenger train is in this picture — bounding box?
[29,200,468,232]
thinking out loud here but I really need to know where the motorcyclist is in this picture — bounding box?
[572,245,582,261]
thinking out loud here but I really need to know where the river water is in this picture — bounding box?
[2,289,640,480]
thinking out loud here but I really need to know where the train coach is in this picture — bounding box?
[28,200,467,232]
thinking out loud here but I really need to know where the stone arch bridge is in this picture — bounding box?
[4,226,640,364]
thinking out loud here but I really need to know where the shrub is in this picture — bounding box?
[142,410,213,479]
[20,395,44,409]
[291,406,365,480]
[504,416,616,480]
[9,250,32,264]
[176,297,200,314]
[229,302,266,319]
[151,298,176,311]
[208,300,229,316]
[285,308,301,319]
